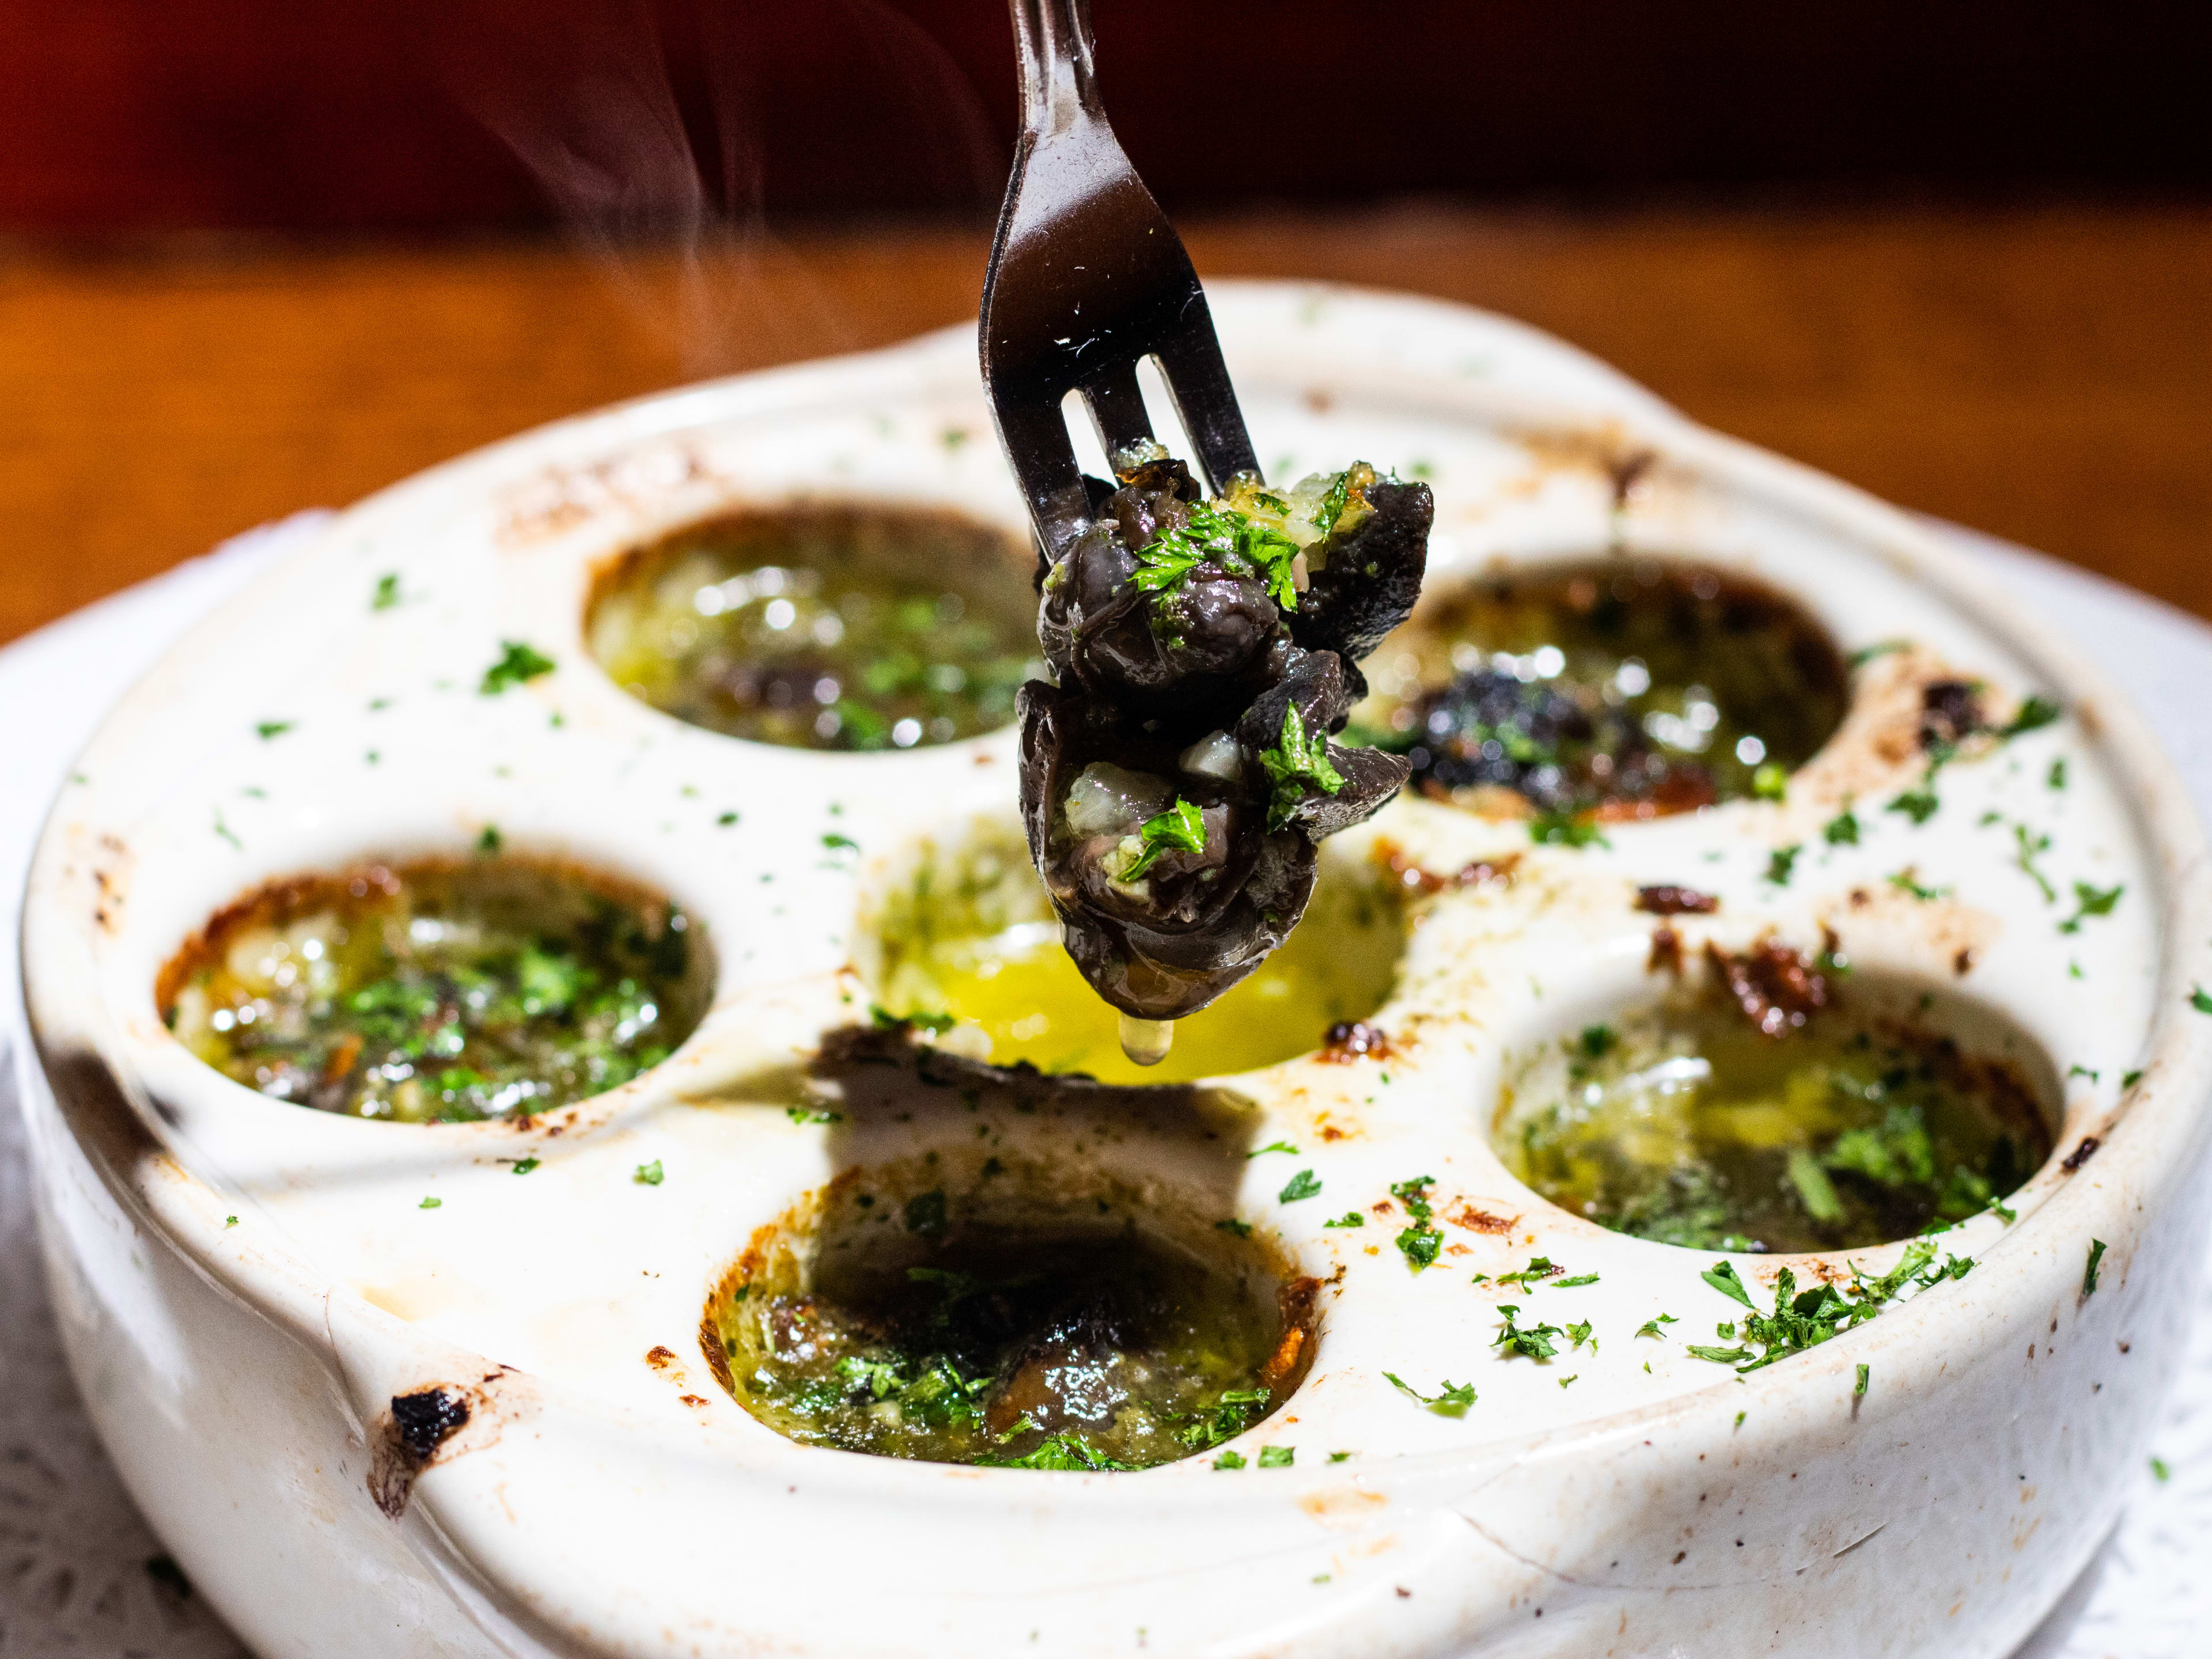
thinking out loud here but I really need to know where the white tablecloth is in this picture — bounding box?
[3,513,2207,1658]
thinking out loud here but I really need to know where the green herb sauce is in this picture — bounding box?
[588,506,1041,751]
[714,1217,1305,1470]
[1496,979,2052,1252]
[162,860,710,1121]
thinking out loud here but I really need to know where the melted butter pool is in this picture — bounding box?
[869,832,1406,1085]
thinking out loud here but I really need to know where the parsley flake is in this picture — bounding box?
[2083,1238,2107,1295]
[1635,1315,1679,1339]
[1764,844,1801,885]
[1278,1169,1323,1204]
[1257,1445,1295,1468]
[255,719,292,740]
[418,1196,440,1209]
[1215,1218,1253,1238]
[1385,1372,1476,1416]
[480,641,555,695]
[1132,500,1302,610]
[2002,696,2062,737]
[1122,798,1207,880]
[2058,881,2124,934]
[1322,1211,1365,1229]
[1260,704,1344,831]
[1248,1141,1300,1158]
[1211,1450,1246,1470]
[634,1160,664,1186]
[1494,1305,1563,1361]
[507,1156,540,1175]
[372,572,402,611]
[1823,805,1860,846]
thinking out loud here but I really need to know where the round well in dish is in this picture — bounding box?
[586,502,1041,751]
[710,1164,1315,1470]
[158,857,711,1122]
[1355,558,1847,821]
[1493,947,2058,1253]
[862,819,1407,1085]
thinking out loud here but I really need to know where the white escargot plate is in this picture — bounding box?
[20,282,2212,1658]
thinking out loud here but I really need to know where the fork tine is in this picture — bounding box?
[1153,301,1260,495]
[995,397,1089,574]
[1079,363,1155,471]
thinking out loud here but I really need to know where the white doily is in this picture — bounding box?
[1,514,2205,1658]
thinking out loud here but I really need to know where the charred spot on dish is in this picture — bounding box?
[586,502,1041,751]
[1351,559,1846,822]
[159,858,711,1122]
[710,1168,1316,1470]
[859,818,1406,1085]
[1492,949,2058,1253]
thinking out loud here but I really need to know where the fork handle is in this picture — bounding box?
[1009,0,1104,140]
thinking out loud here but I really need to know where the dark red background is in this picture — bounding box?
[5,1,2208,234]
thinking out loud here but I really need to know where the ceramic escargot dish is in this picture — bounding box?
[20,283,2212,1659]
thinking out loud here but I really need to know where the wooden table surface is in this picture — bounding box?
[3,203,2208,646]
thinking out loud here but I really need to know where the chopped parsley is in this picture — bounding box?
[418,1196,440,1209]
[634,1160,664,1185]
[480,640,556,695]
[1493,1305,1563,1361]
[1322,1211,1365,1229]
[2123,1069,2145,1089]
[1385,1372,1476,1416]
[1752,763,1789,802]
[1248,1141,1299,1158]
[1260,705,1345,831]
[1580,1024,1618,1059]
[1389,1176,1442,1270]
[507,1156,540,1175]
[476,825,502,854]
[1532,810,1608,848]
[372,572,402,611]
[1683,1241,1972,1375]
[1131,500,1301,611]
[1823,805,1860,846]
[1888,785,1939,825]
[2001,696,2062,738]
[1764,844,1801,885]
[2083,1238,2107,1296]
[255,719,293,740]
[1855,1363,1870,1396]
[1495,1256,1566,1290]
[1887,869,1950,902]
[1122,798,1207,880]
[1257,1445,1295,1468]
[1215,1218,1253,1238]
[821,831,860,857]
[2013,824,2056,902]
[1702,1260,1753,1307]
[1635,1315,1678,1339]
[2153,1456,2173,1482]
[2194,987,2212,1016]
[1565,1319,1596,1353]
[1213,1450,1246,1470]
[2058,881,2123,934]
[1278,1169,1323,1204]
[2048,757,2067,790]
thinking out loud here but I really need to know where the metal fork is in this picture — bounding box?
[979,0,1259,566]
